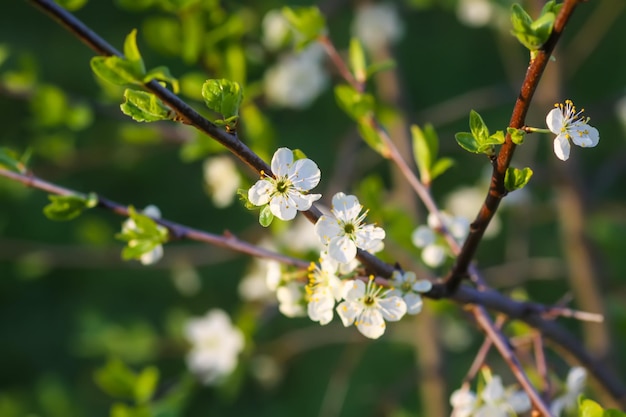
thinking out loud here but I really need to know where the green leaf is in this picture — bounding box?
[292,149,308,161]
[134,366,159,404]
[366,59,396,79]
[334,84,375,121]
[0,147,25,173]
[469,110,489,142]
[201,79,243,131]
[411,124,438,183]
[485,130,505,145]
[93,358,137,400]
[120,89,174,122]
[282,6,326,49]
[504,167,533,192]
[43,193,98,221]
[55,0,88,11]
[430,157,454,181]
[237,188,256,210]
[259,205,274,227]
[510,3,555,51]
[455,132,482,154]
[116,206,168,262]
[349,38,367,83]
[143,66,179,94]
[91,56,144,86]
[357,121,387,156]
[31,84,68,128]
[123,29,145,75]
[507,127,526,145]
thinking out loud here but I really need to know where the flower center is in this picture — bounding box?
[363,295,376,306]
[275,178,291,194]
[343,222,355,235]
[401,281,412,292]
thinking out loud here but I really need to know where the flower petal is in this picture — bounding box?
[412,279,432,293]
[411,225,436,247]
[289,191,321,211]
[378,295,407,321]
[289,158,321,191]
[402,292,424,315]
[422,244,446,267]
[269,194,298,220]
[315,215,342,244]
[546,107,564,134]
[355,308,386,339]
[271,147,294,176]
[331,193,362,222]
[553,134,571,161]
[248,180,273,206]
[336,300,360,326]
[328,235,357,263]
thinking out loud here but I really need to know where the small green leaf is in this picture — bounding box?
[334,84,375,121]
[0,147,25,173]
[455,132,481,154]
[134,366,159,404]
[143,66,179,93]
[94,358,137,400]
[349,38,367,83]
[366,59,396,79]
[55,0,88,11]
[120,89,174,122]
[201,79,243,130]
[357,121,387,156]
[507,127,526,145]
[292,149,308,161]
[579,398,605,417]
[411,124,438,184]
[282,6,326,49]
[510,3,555,51]
[237,188,256,210]
[43,193,97,221]
[469,110,489,142]
[504,167,533,192]
[259,205,274,227]
[91,56,143,86]
[485,130,505,145]
[117,206,168,262]
[430,157,454,181]
[123,29,145,75]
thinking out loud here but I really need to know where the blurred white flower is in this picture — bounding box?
[336,278,406,339]
[445,186,500,238]
[456,0,494,28]
[238,258,282,302]
[276,215,325,253]
[474,376,531,417]
[352,3,404,51]
[388,270,432,315]
[306,252,343,325]
[451,387,478,417]
[411,212,468,268]
[262,9,291,51]
[122,205,164,265]
[203,156,240,208]
[185,309,245,385]
[550,367,587,417]
[264,43,328,109]
[276,281,307,317]
[546,100,599,161]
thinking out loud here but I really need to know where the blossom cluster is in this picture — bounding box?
[245,147,433,339]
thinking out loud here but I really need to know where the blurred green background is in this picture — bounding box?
[1,0,626,416]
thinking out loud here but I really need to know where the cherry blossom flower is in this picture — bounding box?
[184,309,245,385]
[248,147,321,221]
[411,212,469,268]
[315,192,385,264]
[474,376,531,417]
[550,367,587,417]
[546,100,599,161]
[276,281,307,318]
[352,3,404,51]
[203,155,240,208]
[306,252,343,325]
[451,387,478,417]
[388,270,432,315]
[336,277,406,339]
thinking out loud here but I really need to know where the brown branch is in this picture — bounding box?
[445,0,581,293]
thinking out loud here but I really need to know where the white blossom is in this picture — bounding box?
[445,186,501,239]
[264,43,328,109]
[336,278,406,339]
[306,252,343,325]
[550,367,587,417]
[248,147,321,221]
[203,155,240,208]
[456,0,494,28]
[276,281,307,318]
[546,100,599,161]
[315,192,385,264]
[262,9,290,51]
[451,387,478,417]
[184,309,245,385]
[474,376,531,417]
[352,3,404,51]
[388,270,432,315]
[122,205,164,265]
[238,258,282,302]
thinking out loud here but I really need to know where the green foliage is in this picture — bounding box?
[0,147,30,173]
[504,167,533,192]
[54,0,89,11]
[259,205,274,227]
[334,84,375,121]
[507,127,526,145]
[94,358,159,405]
[30,84,93,131]
[579,397,626,417]
[116,207,168,262]
[349,38,367,84]
[201,79,243,131]
[455,110,505,156]
[144,66,180,93]
[510,2,560,52]
[411,124,454,185]
[43,193,98,221]
[282,6,326,49]
[120,89,174,122]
